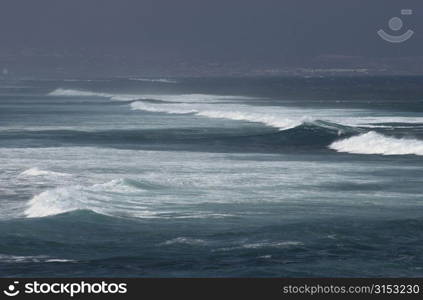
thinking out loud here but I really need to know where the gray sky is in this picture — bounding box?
[0,0,422,75]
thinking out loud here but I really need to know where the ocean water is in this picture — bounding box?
[1,76,423,277]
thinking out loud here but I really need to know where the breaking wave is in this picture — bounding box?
[130,101,305,130]
[197,110,306,131]
[49,88,248,103]
[49,88,423,132]
[19,167,70,178]
[24,178,149,218]
[329,131,423,156]
[129,99,423,132]
[48,88,111,98]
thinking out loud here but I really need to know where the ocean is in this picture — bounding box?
[1,76,423,277]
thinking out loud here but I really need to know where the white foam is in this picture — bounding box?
[0,254,75,263]
[19,167,69,177]
[49,88,145,102]
[130,102,198,114]
[197,110,304,130]
[90,179,142,194]
[148,94,249,103]
[24,178,147,218]
[129,98,423,131]
[215,241,304,252]
[131,101,304,130]
[171,213,235,219]
[50,88,423,131]
[45,259,76,263]
[113,93,251,103]
[162,237,208,246]
[48,88,111,98]
[242,241,304,249]
[329,131,423,156]
[25,186,87,218]
[49,89,248,103]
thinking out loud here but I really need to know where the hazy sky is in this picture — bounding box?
[0,0,422,75]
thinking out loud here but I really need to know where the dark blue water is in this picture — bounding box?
[1,76,423,277]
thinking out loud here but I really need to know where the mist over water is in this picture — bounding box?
[1,76,423,277]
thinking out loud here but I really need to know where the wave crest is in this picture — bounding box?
[329,131,423,156]
[0,254,75,263]
[49,89,248,103]
[49,88,423,134]
[131,101,304,130]
[48,88,111,98]
[19,167,69,177]
[24,179,148,218]
[162,237,209,246]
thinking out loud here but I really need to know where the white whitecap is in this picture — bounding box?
[130,101,198,114]
[131,101,304,130]
[162,237,208,246]
[48,88,111,98]
[215,240,304,252]
[0,254,75,263]
[242,241,304,249]
[49,88,423,133]
[329,131,423,156]
[24,179,148,218]
[19,167,69,178]
[49,89,248,103]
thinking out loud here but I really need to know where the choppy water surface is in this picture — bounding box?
[1,76,423,277]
